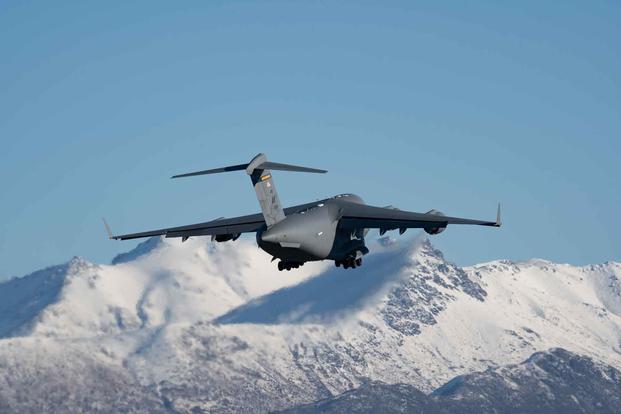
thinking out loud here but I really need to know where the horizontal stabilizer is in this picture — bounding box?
[171,163,247,179]
[258,161,326,174]
[171,153,326,179]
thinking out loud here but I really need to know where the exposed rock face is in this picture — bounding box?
[276,381,434,414]
[434,348,621,414]
[380,241,486,336]
[280,349,621,414]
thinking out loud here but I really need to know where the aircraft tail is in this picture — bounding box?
[171,153,326,227]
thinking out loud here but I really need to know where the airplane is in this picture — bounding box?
[104,153,501,271]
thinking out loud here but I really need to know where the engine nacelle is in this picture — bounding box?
[424,209,447,235]
[213,233,240,242]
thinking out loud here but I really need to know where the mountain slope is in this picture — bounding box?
[279,348,621,414]
[434,347,621,414]
[0,237,326,339]
[0,235,619,413]
[0,336,167,414]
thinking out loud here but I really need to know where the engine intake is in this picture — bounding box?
[424,209,447,235]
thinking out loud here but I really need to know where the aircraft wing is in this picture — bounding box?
[107,201,321,241]
[337,202,501,230]
[109,213,266,240]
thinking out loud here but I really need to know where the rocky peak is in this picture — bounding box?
[380,238,486,336]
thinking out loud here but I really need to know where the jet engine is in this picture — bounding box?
[424,209,447,235]
[212,233,241,242]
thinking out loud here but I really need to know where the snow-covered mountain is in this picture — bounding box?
[0,235,619,413]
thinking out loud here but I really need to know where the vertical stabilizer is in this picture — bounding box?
[246,154,285,226]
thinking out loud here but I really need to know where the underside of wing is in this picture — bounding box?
[338,202,500,231]
[109,200,322,241]
[111,213,266,241]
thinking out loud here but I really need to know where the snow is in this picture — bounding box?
[0,234,619,412]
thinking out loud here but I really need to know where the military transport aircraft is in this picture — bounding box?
[105,153,501,271]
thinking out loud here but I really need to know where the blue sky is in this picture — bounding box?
[1,1,619,278]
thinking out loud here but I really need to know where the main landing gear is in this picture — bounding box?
[278,261,304,271]
[335,256,363,269]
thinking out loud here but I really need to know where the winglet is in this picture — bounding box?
[495,203,502,227]
[102,218,114,240]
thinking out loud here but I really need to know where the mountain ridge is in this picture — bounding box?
[0,235,620,413]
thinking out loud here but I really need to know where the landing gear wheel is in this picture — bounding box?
[338,255,362,270]
[278,262,284,271]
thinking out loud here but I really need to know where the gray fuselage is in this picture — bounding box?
[257,194,368,263]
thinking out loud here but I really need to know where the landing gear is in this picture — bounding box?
[335,255,363,270]
[277,261,304,271]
